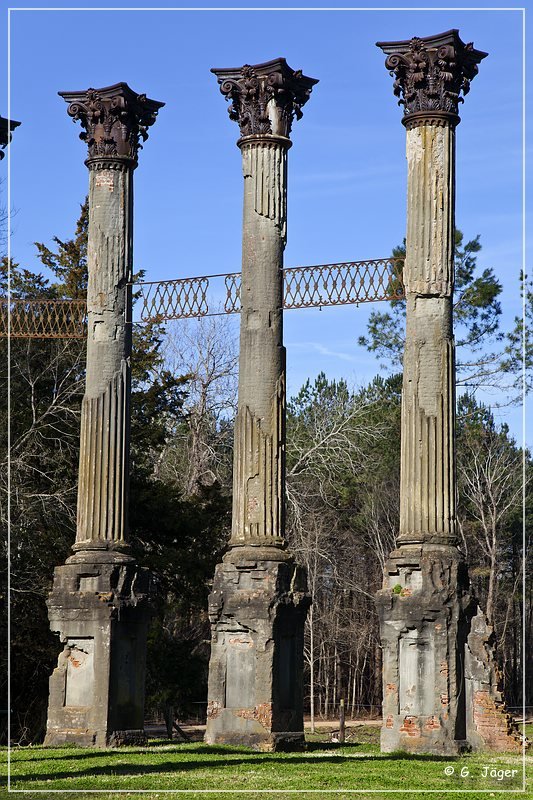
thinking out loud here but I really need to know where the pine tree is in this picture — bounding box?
[358,231,508,392]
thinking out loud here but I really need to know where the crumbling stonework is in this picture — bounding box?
[205,60,317,750]
[45,559,152,747]
[374,32,519,755]
[45,84,163,747]
[376,545,475,753]
[206,558,309,750]
[376,546,521,754]
[465,609,522,752]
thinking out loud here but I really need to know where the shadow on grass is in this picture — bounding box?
[9,742,365,764]
[10,745,260,764]
[10,751,460,784]
[11,739,184,764]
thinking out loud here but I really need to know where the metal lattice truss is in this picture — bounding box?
[0,258,404,338]
[0,298,88,339]
[138,258,404,323]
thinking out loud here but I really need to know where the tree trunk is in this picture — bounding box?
[309,605,315,734]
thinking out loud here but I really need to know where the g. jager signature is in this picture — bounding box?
[481,766,519,780]
[444,765,520,780]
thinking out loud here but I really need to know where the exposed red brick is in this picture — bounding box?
[399,715,420,737]
[235,702,273,729]
[206,700,222,720]
[472,690,522,752]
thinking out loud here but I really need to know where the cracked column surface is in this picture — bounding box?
[45,84,163,747]
[205,59,317,750]
[373,31,505,755]
[375,32,520,755]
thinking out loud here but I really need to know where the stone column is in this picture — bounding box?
[205,59,317,750]
[0,114,21,158]
[375,31,487,754]
[45,84,163,747]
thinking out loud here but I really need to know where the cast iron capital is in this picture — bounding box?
[211,58,318,141]
[376,29,487,128]
[0,115,21,159]
[59,82,164,166]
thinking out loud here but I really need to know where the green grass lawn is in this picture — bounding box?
[0,726,530,800]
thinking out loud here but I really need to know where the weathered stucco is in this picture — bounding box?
[75,163,133,551]
[45,561,152,747]
[205,558,309,751]
[206,60,317,750]
[376,31,520,753]
[230,140,287,552]
[45,84,162,747]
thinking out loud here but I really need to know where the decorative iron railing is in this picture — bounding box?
[138,258,404,323]
[283,258,404,310]
[0,298,87,339]
[0,258,404,337]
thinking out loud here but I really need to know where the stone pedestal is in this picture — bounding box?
[206,558,309,750]
[45,558,152,747]
[205,60,317,750]
[45,84,163,747]
[376,545,475,753]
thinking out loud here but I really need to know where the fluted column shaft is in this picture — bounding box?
[58,83,164,561]
[230,136,288,551]
[210,59,317,561]
[398,121,457,546]
[75,160,133,552]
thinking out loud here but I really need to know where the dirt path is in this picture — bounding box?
[145,718,382,741]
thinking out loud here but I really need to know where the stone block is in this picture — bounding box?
[376,544,474,754]
[205,557,310,750]
[44,559,152,747]
[377,546,523,754]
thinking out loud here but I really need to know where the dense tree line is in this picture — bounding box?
[1,202,530,743]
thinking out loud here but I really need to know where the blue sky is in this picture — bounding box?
[2,2,528,440]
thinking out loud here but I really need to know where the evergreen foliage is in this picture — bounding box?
[357,230,530,398]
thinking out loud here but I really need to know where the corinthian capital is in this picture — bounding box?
[0,114,21,159]
[211,58,318,140]
[59,82,164,164]
[376,29,487,128]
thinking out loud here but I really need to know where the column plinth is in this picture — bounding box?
[45,83,163,747]
[205,59,317,750]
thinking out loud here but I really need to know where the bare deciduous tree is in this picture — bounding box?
[457,403,524,625]
[159,316,238,496]
[286,375,386,729]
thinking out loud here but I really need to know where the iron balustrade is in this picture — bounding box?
[0,258,404,338]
